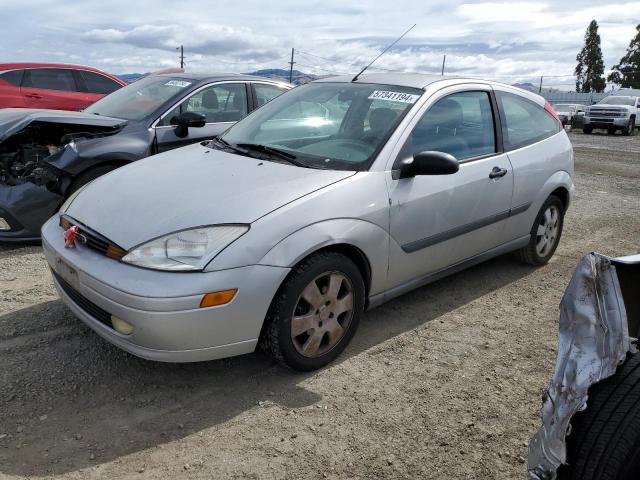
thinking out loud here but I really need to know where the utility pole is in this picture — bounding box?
[441,55,446,76]
[538,75,543,93]
[177,45,184,69]
[288,48,295,83]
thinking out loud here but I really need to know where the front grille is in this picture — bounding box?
[52,270,113,329]
[60,215,127,260]
[590,109,626,118]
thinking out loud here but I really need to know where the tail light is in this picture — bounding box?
[544,101,562,126]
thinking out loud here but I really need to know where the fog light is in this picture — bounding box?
[0,218,10,231]
[111,315,134,335]
[200,289,237,308]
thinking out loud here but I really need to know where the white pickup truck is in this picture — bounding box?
[583,95,639,135]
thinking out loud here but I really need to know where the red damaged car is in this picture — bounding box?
[0,63,126,111]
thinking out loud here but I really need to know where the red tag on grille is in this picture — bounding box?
[64,225,79,248]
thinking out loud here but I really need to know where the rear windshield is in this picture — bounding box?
[84,76,193,120]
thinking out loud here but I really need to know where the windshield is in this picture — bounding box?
[84,76,194,120]
[553,104,577,112]
[598,96,636,106]
[218,82,423,170]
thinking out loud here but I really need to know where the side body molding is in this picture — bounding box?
[258,218,390,297]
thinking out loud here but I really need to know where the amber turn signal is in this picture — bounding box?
[200,289,237,308]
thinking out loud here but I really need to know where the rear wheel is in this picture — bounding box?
[515,195,564,266]
[259,251,365,370]
[559,353,640,480]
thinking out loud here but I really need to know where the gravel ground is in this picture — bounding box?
[1,131,638,480]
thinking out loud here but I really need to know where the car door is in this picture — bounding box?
[386,85,514,288]
[154,82,249,152]
[20,68,87,111]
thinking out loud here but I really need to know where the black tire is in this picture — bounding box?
[607,127,616,135]
[66,164,122,196]
[514,195,564,266]
[558,352,640,480]
[583,126,593,134]
[623,118,635,136]
[259,251,365,371]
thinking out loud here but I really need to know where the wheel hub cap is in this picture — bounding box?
[291,272,354,358]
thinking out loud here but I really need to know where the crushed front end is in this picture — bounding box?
[0,110,125,241]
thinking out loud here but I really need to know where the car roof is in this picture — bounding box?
[315,72,521,90]
[0,62,125,84]
[152,72,292,86]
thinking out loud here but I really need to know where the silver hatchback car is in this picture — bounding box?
[42,73,574,370]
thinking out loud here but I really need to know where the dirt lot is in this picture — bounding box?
[1,130,638,480]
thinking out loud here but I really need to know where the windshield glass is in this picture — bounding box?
[553,104,577,112]
[219,82,423,170]
[598,96,636,106]
[84,76,194,120]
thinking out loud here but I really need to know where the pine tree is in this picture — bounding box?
[608,24,640,89]
[575,20,606,93]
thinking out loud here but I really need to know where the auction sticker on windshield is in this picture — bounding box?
[165,80,192,88]
[368,90,420,104]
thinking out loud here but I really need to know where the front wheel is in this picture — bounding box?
[558,353,640,480]
[259,251,365,370]
[623,118,635,136]
[515,195,565,266]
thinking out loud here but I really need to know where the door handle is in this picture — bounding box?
[489,167,508,179]
[25,93,42,99]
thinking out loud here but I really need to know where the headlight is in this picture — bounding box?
[59,184,88,213]
[121,225,249,271]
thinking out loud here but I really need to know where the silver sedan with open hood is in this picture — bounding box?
[42,73,574,370]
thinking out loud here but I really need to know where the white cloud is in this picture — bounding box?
[0,0,637,90]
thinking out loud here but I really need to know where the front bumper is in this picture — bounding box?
[584,116,629,128]
[42,216,290,362]
[0,182,62,242]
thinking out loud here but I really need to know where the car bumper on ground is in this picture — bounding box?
[0,182,62,242]
[41,216,290,362]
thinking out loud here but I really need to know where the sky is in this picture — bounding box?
[1,0,638,90]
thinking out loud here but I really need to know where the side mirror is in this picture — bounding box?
[171,111,206,137]
[399,151,460,178]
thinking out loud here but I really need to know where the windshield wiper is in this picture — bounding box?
[236,143,308,167]
[211,137,250,156]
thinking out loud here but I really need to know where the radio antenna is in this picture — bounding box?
[351,24,416,82]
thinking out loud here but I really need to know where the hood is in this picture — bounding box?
[0,108,127,141]
[66,143,356,249]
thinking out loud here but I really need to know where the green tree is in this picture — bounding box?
[608,24,640,89]
[575,20,606,93]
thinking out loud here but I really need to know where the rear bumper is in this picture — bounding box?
[0,182,62,242]
[42,216,290,362]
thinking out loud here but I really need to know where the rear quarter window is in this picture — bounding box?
[497,91,560,150]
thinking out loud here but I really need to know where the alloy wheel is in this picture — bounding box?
[535,205,560,257]
[291,271,354,358]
